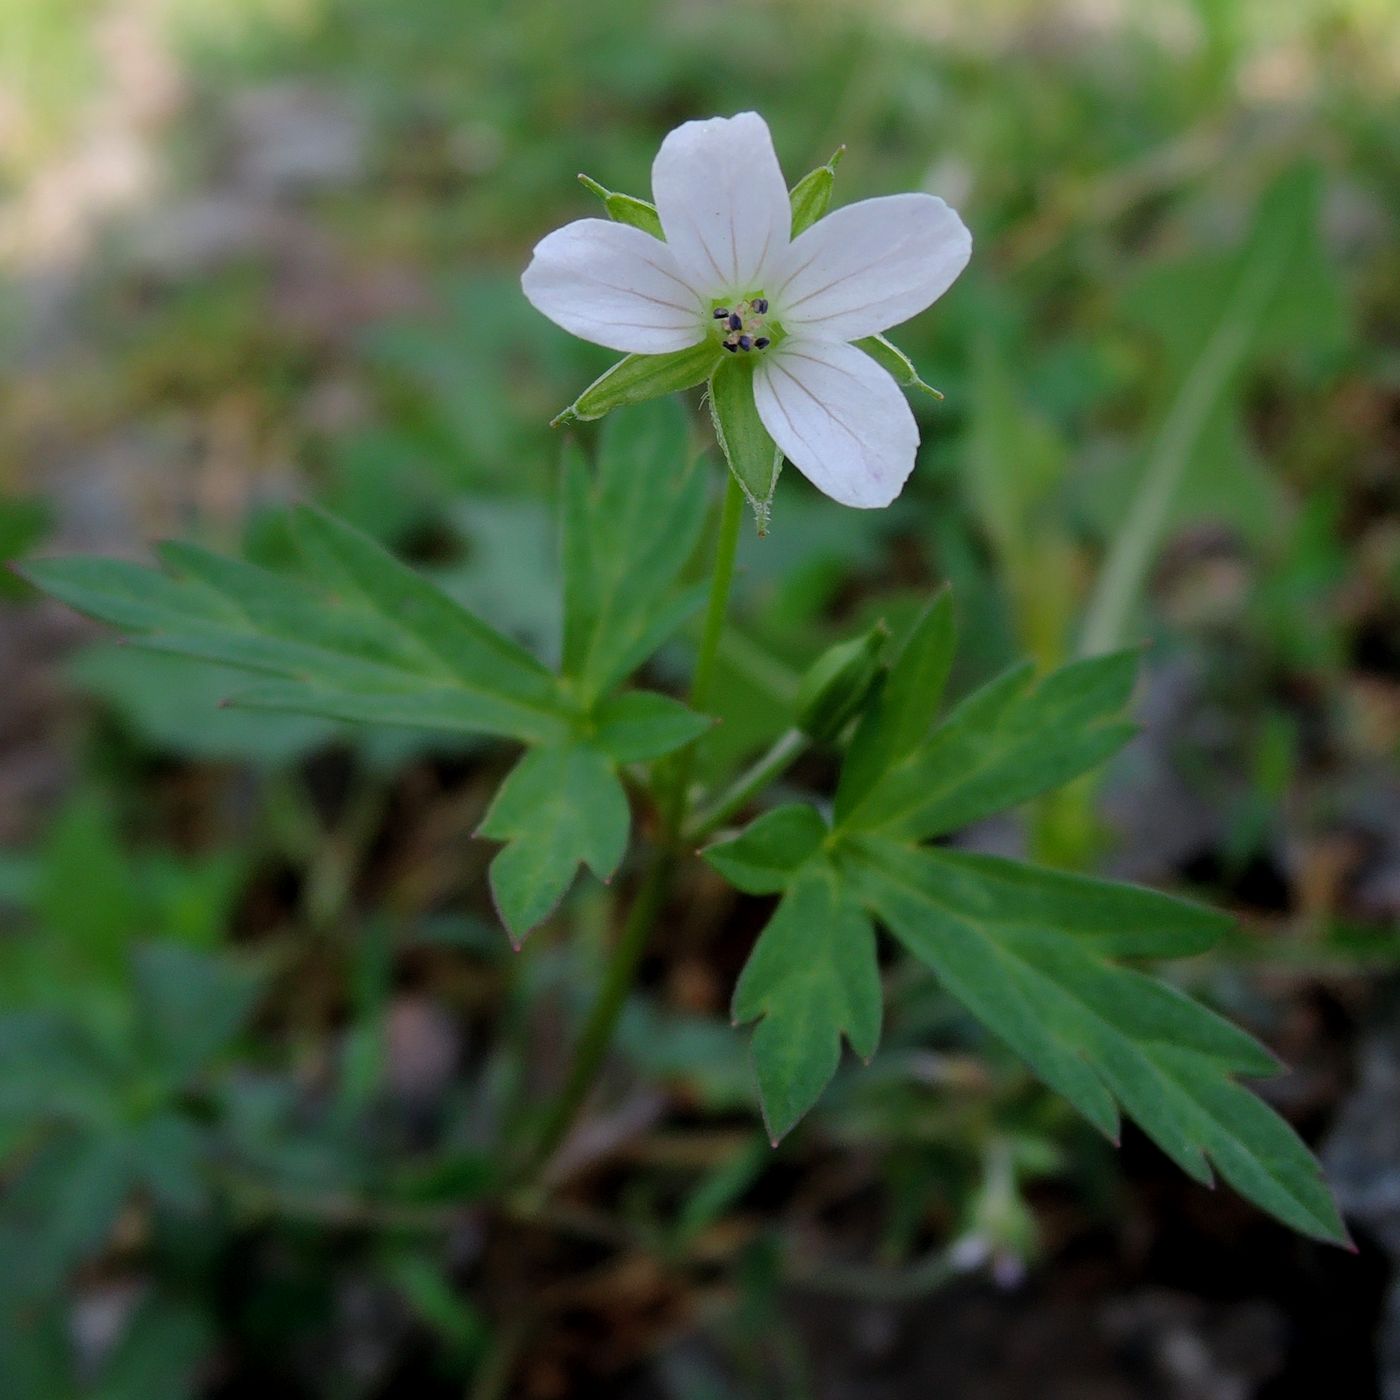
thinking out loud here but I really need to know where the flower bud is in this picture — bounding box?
[795,623,887,743]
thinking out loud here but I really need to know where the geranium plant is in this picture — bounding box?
[22,113,1346,1248]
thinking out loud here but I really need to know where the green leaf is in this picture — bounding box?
[35,796,144,979]
[703,804,828,895]
[561,398,710,701]
[24,510,572,745]
[132,943,262,1087]
[707,354,782,532]
[835,590,956,821]
[1080,163,1340,656]
[478,744,629,944]
[732,864,880,1142]
[845,837,1346,1243]
[385,1251,488,1361]
[578,174,664,238]
[96,1296,211,1400]
[0,1134,132,1300]
[840,648,1139,840]
[0,1012,113,1132]
[888,847,1234,959]
[788,146,844,237]
[0,495,50,600]
[69,644,333,764]
[126,1114,207,1213]
[553,342,722,426]
[590,690,712,764]
[854,335,943,400]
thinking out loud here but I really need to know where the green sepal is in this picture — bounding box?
[707,355,783,534]
[703,804,828,895]
[553,342,722,427]
[855,335,944,401]
[788,146,845,237]
[578,174,663,238]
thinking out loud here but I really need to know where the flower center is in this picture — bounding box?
[711,297,772,354]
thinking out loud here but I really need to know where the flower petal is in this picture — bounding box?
[651,112,791,300]
[521,218,705,354]
[753,337,919,509]
[770,194,971,341]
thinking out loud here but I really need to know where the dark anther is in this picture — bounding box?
[753,298,769,314]
[738,335,753,351]
[722,341,738,352]
[754,337,770,349]
[727,313,743,330]
[713,307,730,319]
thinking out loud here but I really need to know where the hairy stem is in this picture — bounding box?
[524,473,746,1176]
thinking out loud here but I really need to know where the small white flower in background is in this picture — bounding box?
[522,112,971,510]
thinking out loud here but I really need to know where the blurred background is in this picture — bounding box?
[2,0,1399,1395]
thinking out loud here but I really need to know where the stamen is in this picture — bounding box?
[712,299,773,352]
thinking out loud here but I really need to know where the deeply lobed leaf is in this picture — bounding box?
[25,512,572,746]
[730,863,881,1143]
[477,743,630,946]
[839,647,1140,840]
[844,836,1345,1243]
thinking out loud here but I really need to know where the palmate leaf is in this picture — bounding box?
[24,419,716,944]
[844,837,1345,1244]
[477,743,630,947]
[24,506,571,746]
[838,644,1139,839]
[710,602,1345,1242]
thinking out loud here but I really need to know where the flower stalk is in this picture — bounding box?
[524,474,746,1177]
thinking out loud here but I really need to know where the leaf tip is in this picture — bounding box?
[216,697,233,710]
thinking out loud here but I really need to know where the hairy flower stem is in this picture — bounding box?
[523,475,746,1179]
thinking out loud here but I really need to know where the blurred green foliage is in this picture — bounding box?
[3,0,1399,1394]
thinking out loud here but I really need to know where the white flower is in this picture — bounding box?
[522,112,971,508]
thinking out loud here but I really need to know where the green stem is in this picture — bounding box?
[689,472,747,716]
[524,474,746,1177]
[685,727,808,845]
[521,849,674,1180]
